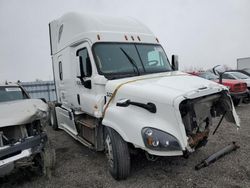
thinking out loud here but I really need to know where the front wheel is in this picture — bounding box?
[33,140,56,178]
[104,127,131,180]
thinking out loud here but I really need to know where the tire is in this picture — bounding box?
[104,127,131,180]
[50,106,58,130]
[243,97,250,104]
[233,98,240,107]
[33,139,56,179]
[42,139,56,178]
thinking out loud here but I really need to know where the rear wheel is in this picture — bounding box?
[104,127,131,180]
[233,98,240,106]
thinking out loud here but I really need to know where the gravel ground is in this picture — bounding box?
[0,104,250,188]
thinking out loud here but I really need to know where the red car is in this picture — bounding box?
[188,71,248,106]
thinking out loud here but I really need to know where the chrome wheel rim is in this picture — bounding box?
[105,134,114,168]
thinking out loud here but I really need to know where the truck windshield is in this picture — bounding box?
[0,86,29,102]
[93,43,172,79]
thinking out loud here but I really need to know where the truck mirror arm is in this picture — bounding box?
[116,99,156,113]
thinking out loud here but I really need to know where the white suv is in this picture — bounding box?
[0,83,55,177]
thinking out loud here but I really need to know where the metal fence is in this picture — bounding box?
[20,81,56,102]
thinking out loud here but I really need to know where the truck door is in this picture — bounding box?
[57,55,67,104]
[74,43,97,116]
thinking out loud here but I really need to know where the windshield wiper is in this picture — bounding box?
[120,48,140,76]
[106,73,138,80]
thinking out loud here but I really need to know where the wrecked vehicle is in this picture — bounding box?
[0,83,55,177]
[49,12,239,180]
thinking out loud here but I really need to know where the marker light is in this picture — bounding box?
[97,34,100,40]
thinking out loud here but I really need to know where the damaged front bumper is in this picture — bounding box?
[179,90,239,152]
[141,90,240,158]
[0,132,47,171]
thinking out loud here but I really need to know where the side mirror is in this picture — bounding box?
[172,55,179,71]
[76,56,82,78]
[85,57,92,77]
[83,80,91,89]
[76,56,92,89]
[76,56,92,78]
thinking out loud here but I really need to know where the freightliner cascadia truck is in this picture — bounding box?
[49,12,239,180]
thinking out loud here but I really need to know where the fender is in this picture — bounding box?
[102,101,188,151]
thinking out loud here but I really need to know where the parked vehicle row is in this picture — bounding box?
[222,71,250,89]
[188,71,250,106]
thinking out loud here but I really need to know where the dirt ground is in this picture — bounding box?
[0,104,250,188]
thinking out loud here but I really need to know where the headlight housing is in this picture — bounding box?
[142,127,181,151]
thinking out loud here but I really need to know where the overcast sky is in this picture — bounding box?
[0,0,249,82]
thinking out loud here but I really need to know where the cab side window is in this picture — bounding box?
[76,48,92,77]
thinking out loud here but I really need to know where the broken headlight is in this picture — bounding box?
[142,127,181,151]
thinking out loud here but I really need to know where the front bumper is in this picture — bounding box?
[0,132,47,167]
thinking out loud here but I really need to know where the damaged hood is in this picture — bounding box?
[105,71,240,128]
[106,71,225,105]
[0,99,48,127]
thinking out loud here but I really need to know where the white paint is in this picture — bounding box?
[0,99,48,127]
[50,13,240,157]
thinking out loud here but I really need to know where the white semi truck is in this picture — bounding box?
[49,12,239,180]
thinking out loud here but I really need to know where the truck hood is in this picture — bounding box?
[106,71,225,105]
[0,99,48,127]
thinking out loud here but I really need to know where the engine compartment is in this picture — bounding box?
[179,92,235,149]
[0,120,42,148]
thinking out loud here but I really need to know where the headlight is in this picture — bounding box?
[141,127,181,151]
